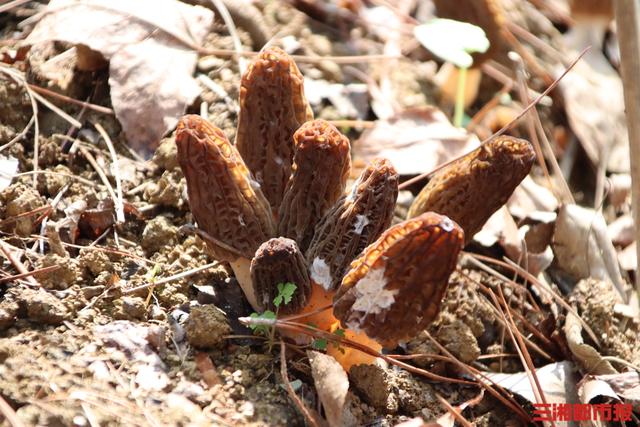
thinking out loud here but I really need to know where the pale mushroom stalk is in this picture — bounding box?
[175,115,275,312]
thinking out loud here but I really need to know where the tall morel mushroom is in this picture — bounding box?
[250,237,311,313]
[235,47,314,213]
[278,119,351,252]
[175,114,276,310]
[407,135,535,242]
[333,212,465,348]
[307,157,399,292]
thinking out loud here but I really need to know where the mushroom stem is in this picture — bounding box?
[229,257,261,312]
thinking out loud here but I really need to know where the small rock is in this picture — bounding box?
[141,216,178,254]
[20,288,69,325]
[147,324,167,354]
[0,299,19,329]
[37,253,80,290]
[436,319,481,363]
[0,183,46,236]
[151,137,179,171]
[114,296,147,320]
[185,305,231,349]
[78,248,113,276]
[143,170,185,209]
[349,364,399,413]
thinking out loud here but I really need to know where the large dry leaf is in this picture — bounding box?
[552,204,627,300]
[307,350,349,427]
[25,0,214,155]
[556,51,629,173]
[353,108,480,175]
[483,361,579,405]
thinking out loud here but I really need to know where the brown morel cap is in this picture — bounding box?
[176,114,275,261]
[250,237,311,314]
[333,212,464,348]
[235,46,314,213]
[407,135,535,243]
[306,157,399,292]
[277,119,351,252]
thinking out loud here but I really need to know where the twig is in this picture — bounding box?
[614,0,640,301]
[279,339,320,427]
[123,261,219,294]
[398,47,588,191]
[76,144,120,229]
[0,393,24,427]
[27,83,114,115]
[435,394,473,427]
[0,239,40,287]
[209,0,247,73]
[0,264,60,284]
[94,123,125,225]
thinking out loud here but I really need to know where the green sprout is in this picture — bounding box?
[414,18,490,127]
[248,283,297,349]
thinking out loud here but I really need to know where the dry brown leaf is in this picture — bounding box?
[25,0,214,155]
[307,350,349,427]
[592,372,640,405]
[483,361,579,405]
[564,313,617,375]
[353,108,480,175]
[552,204,627,300]
[556,52,629,173]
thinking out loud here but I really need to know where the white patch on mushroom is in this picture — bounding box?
[310,258,332,290]
[274,156,283,166]
[238,215,246,226]
[351,267,397,315]
[353,215,369,234]
[440,217,454,232]
[249,178,261,190]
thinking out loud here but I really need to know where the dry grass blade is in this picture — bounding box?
[209,0,247,73]
[0,264,60,284]
[94,123,125,224]
[279,339,320,427]
[468,252,601,346]
[122,261,219,294]
[435,393,473,427]
[0,239,40,287]
[492,286,555,427]
[27,83,114,115]
[0,392,24,427]
[0,205,51,228]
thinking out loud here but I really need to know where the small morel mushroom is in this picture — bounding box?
[250,237,311,313]
[278,119,351,253]
[307,157,399,292]
[175,114,276,310]
[236,46,314,214]
[333,212,465,348]
[407,135,535,242]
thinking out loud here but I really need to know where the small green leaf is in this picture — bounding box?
[248,311,276,335]
[414,18,490,68]
[312,338,328,350]
[274,282,297,307]
[280,379,303,392]
[333,328,345,338]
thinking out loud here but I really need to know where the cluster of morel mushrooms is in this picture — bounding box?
[175,47,535,370]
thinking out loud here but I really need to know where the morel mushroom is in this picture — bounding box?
[278,119,351,252]
[407,135,535,242]
[307,157,399,292]
[250,237,311,313]
[175,115,276,310]
[236,47,314,213]
[333,212,465,348]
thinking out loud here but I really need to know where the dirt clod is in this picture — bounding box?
[185,304,232,349]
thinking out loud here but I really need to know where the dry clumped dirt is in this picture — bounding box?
[1,0,639,426]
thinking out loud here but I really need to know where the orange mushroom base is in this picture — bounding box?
[291,281,383,371]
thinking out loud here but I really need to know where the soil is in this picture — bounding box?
[1,1,638,426]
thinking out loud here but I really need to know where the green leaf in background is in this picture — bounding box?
[248,310,276,335]
[413,18,490,68]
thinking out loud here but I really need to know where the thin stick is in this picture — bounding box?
[122,261,219,294]
[94,123,125,224]
[435,394,473,427]
[614,0,640,301]
[0,264,60,283]
[209,0,247,73]
[0,239,40,287]
[280,339,320,427]
[77,145,120,221]
[398,48,588,191]
[27,83,114,115]
[0,393,24,427]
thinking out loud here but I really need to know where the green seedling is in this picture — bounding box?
[249,283,298,349]
[311,328,346,353]
[414,18,490,127]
